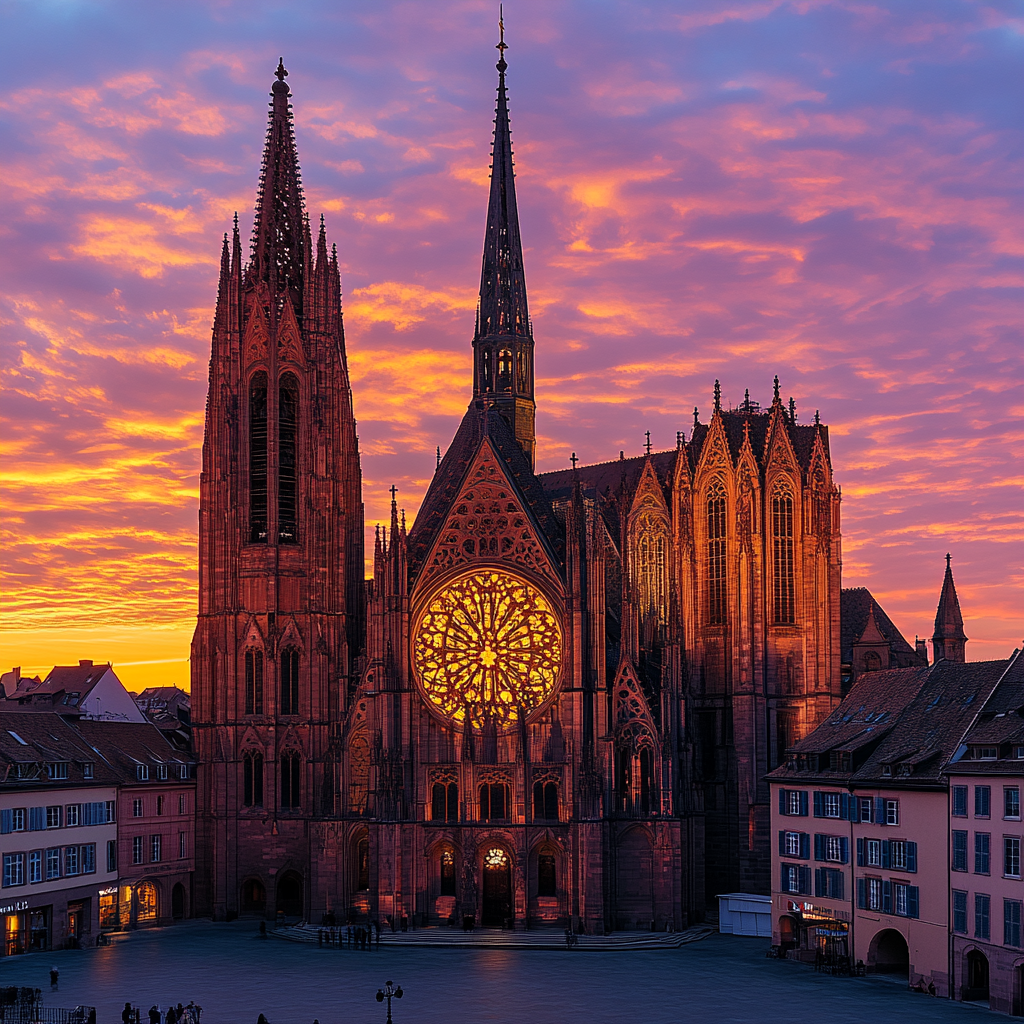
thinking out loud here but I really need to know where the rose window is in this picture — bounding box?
[412,569,562,730]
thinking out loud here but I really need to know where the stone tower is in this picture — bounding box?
[191,61,363,919]
[932,553,967,663]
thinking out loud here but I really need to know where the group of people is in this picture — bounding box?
[316,923,380,950]
[126,1001,201,1024]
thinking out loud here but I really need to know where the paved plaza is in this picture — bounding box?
[0,922,1000,1023]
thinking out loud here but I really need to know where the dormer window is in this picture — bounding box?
[156,764,168,781]
[971,746,998,761]
[898,764,912,777]
[47,762,68,780]
[136,764,150,781]
[881,764,892,777]
[83,763,94,779]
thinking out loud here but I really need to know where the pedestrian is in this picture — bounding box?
[259,920,267,938]
[149,1007,161,1024]
[122,1003,134,1024]
[50,967,59,991]
[165,1006,176,1024]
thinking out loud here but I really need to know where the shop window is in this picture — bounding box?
[99,890,119,929]
[136,882,158,923]
[537,853,557,898]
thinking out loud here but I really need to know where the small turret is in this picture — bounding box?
[932,553,967,663]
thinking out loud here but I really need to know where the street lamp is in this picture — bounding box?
[375,980,403,1023]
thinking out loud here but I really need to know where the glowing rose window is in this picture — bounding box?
[412,569,562,730]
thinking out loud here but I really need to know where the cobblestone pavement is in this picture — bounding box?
[0,922,1001,1024]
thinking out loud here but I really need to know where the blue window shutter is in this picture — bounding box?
[814,868,823,897]
[779,831,786,857]
[799,866,811,894]
[840,837,849,865]
[849,797,860,823]
[857,877,867,909]
[779,789,787,816]
[840,793,849,820]
[835,871,845,901]
[882,880,892,914]
[0,809,10,834]
[800,833,810,860]
[907,886,919,919]
[857,838,865,867]
[781,866,787,891]
[813,791,823,817]
[875,797,885,824]
[881,840,891,869]
[814,834,824,861]
[907,841,917,873]
[28,807,44,831]
[94,802,105,822]
[799,791,808,816]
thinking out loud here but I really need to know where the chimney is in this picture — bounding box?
[915,637,928,666]
[79,660,93,667]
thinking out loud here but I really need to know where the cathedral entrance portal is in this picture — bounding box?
[481,848,512,927]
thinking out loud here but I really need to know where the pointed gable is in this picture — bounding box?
[277,295,306,366]
[611,659,657,745]
[695,413,733,480]
[243,295,269,365]
[415,434,562,593]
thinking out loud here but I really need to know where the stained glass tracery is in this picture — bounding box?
[412,569,562,730]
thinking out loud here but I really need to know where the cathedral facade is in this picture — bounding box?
[192,45,843,929]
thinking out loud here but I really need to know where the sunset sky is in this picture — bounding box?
[1,0,1021,691]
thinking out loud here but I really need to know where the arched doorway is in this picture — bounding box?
[965,949,990,1003]
[276,872,303,919]
[481,847,512,927]
[779,914,797,956]
[171,883,186,921]
[135,882,158,925]
[869,928,909,976]
[615,828,653,930]
[240,878,266,916]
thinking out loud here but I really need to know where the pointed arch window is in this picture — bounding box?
[537,852,557,897]
[772,491,796,624]
[356,836,370,891]
[479,783,509,822]
[481,348,493,391]
[440,849,457,896]
[280,752,301,809]
[348,732,369,815]
[248,372,268,543]
[517,349,528,392]
[497,349,513,391]
[632,511,669,625]
[242,751,264,808]
[533,781,559,821]
[431,782,459,823]
[280,648,299,716]
[244,649,264,716]
[706,483,728,625]
[278,373,299,543]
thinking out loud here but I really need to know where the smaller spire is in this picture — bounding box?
[676,430,684,449]
[436,445,442,470]
[932,553,967,664]
[773,375,781,402]
[789,396,797,423]
[693,406,699,428]
[815,409,820,426]
[713,379,721,413]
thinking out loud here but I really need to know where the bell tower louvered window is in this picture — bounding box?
[248,372,268,543]
[278,373,299,543]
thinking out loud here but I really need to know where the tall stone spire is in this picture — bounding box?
[472,14,536,467]
[932,553,967,663]
[250,58,306,314]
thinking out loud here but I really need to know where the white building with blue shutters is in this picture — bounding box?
[0,713,118,954]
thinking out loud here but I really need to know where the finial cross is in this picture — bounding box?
[644,430,652,455]
[389,484,398,503]
[497,4,507,56]
[570,451,579,470]
[276,58,288,82]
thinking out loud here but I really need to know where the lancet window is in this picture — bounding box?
[278,373,299,543]
[244,649,264,716]
[280,752,301,809]
[356,837,369,891]
[440,850,456,896]
[771,491,796,625]
[248,372,268,543]
[533,781,559,821]
[706,482,728,625]
[242,751,264,808]
[497,349,513,391]
[479,783,510,822]
[280,647,300,716]
[631,511,669,625]
[348,732,369,815]
[537,853,557,898]
[432,782,459,823]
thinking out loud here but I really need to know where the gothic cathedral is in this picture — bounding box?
[192,43,843,929]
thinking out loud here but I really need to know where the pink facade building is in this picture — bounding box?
[946,649,1024,1014]
[769,656,1008,993]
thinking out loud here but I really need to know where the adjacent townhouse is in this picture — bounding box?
[76,721,195,928]
[1,703,196,956]
[946,648,1024,1014]
[769,656,1009,994]
[0,712,119,955]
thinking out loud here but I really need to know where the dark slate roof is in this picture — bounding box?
[407,402,563,581]
[840,588,918,662]
[947,650,1024,773]
[74,720,193,778]
[768,666,930,784]
[852,658,1009,786]
[538,450,677,504]
[0,710,122,788]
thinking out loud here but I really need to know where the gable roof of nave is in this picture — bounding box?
[406,402,563,582]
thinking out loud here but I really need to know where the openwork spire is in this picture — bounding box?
[476,21,530,341]
[250,58,306,310]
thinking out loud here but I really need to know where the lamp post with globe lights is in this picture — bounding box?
[375,980,403,1023]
